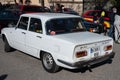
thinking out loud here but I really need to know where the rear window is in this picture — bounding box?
[46,18,86,35]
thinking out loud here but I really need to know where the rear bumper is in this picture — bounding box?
[57,52,115,68]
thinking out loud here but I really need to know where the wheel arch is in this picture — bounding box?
[40,50,52,59]
[39,50,60,66]
[1,34,6,42]
[39,50,60,73]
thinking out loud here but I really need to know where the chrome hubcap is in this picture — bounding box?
[43,53,53,69]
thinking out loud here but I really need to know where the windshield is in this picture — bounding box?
[46,18,86,35]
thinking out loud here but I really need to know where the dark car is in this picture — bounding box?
[0,10,19,33]
[7,5,51,15]
[63,8,79,15]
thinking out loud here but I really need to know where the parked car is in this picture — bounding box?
[0,10,19,33]
[82,10,111,28]
[7,4,51,15]
[1,13,115,73]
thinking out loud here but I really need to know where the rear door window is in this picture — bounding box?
[29,18,42,33]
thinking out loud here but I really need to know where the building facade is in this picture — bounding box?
[0,0,15,4]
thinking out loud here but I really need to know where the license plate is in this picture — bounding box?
[90,47,99,53]
[94,52,99,57]
[90,47,100,57]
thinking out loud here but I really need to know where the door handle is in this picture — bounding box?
[22,32,26,34]
[36,36,42,38]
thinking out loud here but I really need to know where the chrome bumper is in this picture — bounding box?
[58,52,115,68]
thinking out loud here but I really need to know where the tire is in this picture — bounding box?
[4,37,13,52]
[41,52,60,73]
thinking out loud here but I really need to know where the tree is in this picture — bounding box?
[110,0,116,6]
[110,0,120,7]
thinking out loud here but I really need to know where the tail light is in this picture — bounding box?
[76,51,87,58]
[104,45,112,51]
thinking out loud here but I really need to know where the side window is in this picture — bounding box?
[18,17,29,30]
[29,18,42,33]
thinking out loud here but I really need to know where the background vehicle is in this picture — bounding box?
[0,10,19,33]
[82,10,111,28]
[0,4,51,33]
[7,4,51,15]
[82,18,100,33]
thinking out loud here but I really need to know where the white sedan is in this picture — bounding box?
[1,13,115,73]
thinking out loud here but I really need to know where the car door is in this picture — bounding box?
[25,18,44,57]
[13,17,29,52]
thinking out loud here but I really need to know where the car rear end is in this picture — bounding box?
[72,39,114,67]
[58,38,114,69]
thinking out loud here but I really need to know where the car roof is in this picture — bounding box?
[21,13,81,20]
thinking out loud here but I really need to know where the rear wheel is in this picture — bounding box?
[4,37,13,52]
[41,52,60,73]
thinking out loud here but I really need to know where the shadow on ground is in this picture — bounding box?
[0,74,8,80]
[62,59,113,73]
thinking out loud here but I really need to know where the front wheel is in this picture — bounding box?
[41,52,60,73]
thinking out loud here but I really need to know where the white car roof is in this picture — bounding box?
[21,13,81,20]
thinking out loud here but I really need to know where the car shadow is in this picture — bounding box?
[0,74,8,80]
[62,59,113,73]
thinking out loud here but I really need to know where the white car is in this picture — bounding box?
[1,13,115,73]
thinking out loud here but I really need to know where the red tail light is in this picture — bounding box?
[76,51,87,58]
[104,45,112,51]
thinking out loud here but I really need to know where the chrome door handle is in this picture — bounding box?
[36,36,42,38]
[22,32,26,34]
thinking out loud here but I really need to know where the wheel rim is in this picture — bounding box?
[43,53,53,69]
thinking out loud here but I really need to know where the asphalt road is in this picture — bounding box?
[0,36,120,80]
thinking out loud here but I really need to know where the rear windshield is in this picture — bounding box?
[46,18,86,35]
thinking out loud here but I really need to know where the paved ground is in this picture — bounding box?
[0,37,120,80]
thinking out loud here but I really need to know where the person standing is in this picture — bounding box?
[108,7,117,40]
[114,14,120,43]
[98,10,106,35]
[93,13,98,23]
[53,3,61,13]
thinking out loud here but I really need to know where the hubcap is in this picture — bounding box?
[43,53,53,69]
